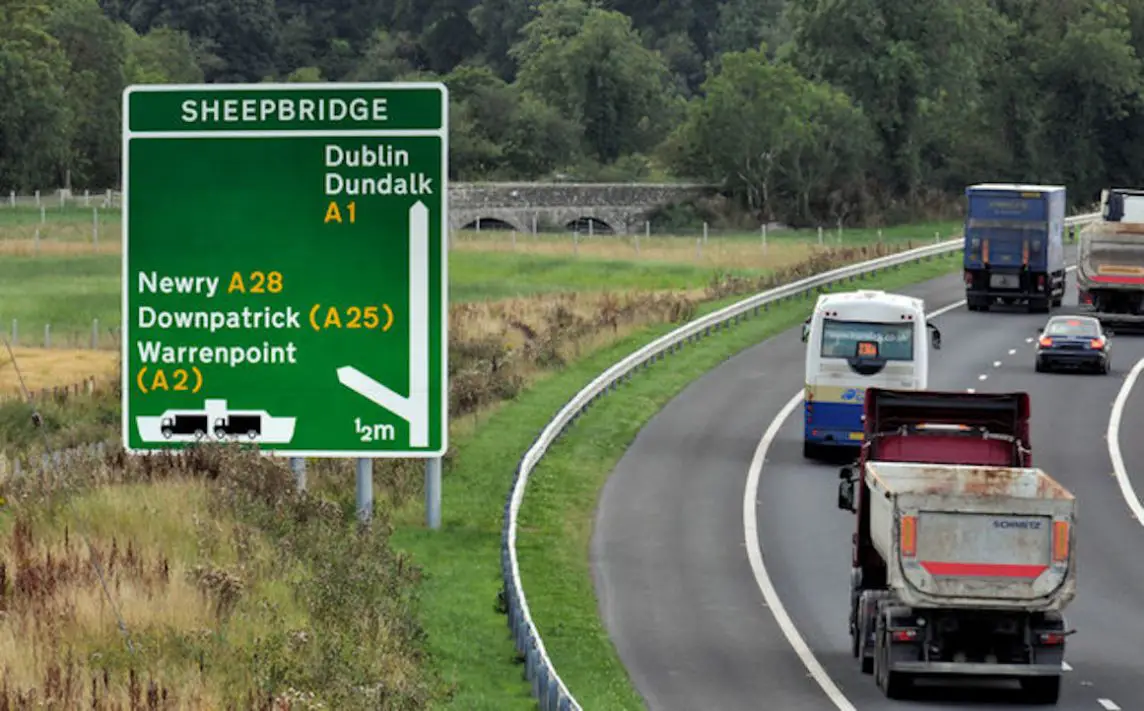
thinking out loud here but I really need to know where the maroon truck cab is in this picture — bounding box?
[840,387,1033,573]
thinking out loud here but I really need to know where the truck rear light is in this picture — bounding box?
[900,514,917,557]
[963,271,973,286]
[892,629,919,642]
[1037,632,1065,645]
[1079,290,1092,305]
[1038,275,1045,289]
[1023,241,1030,265]
[982,239,990,262]
[1051,520,1069,563]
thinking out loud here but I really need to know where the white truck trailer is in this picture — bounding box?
[839,460,1076,703]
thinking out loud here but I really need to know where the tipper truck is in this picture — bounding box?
[1077,187,1144,332]
[963,183,1067,313]
[836,388,1076,703]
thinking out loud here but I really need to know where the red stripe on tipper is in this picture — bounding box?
[920,561,1048,578]
[1089,275,1144,284]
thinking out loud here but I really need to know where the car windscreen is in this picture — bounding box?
[1044,319,1099,337]
[820,319,914,361]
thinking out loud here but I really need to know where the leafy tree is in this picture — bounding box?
[445,64,578,179]
[0,0,74,190]
[664,47,871,224]
[513,0,679,163]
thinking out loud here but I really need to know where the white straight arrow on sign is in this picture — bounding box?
[337,200,430,447]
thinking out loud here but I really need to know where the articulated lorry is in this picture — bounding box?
[836,388,1076,703]
[963,184,1067,313]
[1077,187,1144,332]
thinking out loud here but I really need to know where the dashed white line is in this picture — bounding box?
[743,298,967,711]
[1108,357,1144,526]
[1025,337,1034,343]
[966,388,976,393]
[978,374,988,381]
[1008,348,1017,355]
[1098,699,1121,710]
[992,360,1002,368]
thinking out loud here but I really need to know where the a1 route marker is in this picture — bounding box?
[121,83,448,458]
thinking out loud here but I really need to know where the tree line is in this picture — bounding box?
[3,0,1143,225]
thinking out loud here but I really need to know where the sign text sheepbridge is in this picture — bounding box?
[121,83,449,457]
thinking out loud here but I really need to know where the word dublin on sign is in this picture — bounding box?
[121,83,449,457]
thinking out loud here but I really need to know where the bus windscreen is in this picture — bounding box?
[821,319,914,361]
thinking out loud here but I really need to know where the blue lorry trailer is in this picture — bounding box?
[963,184,1067,313]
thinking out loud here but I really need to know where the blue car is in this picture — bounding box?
[1034,315,1111,374]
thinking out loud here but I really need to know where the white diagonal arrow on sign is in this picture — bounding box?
[337,200,429,447]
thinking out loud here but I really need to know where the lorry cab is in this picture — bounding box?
[838,388,1032,512]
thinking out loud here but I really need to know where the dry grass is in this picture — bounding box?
[0,218,115,246]
[451,231,824,270]
[444,240,913,421]
[0,348,118,397]
[450,227,957,269]
[0,445,442,710]
[0,239,119,256]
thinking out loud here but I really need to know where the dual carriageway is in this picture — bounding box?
[592,265,1144,711]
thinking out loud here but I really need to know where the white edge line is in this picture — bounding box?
[1097,699,1120,711]
[1107,356,1144,525]
[742,298,964,709]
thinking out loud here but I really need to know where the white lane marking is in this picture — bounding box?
[1026,337,1034,343]
[978,374,988,381]
[1098,699,1120,710]
[1008,348,1017,355]
[742,298,965,711]
[993,360,1002,367]
[1107,357,1144,525]
[966,388,976,393]
[1062,661,1072,671]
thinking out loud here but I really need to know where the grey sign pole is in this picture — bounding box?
[356,457,373,524]
[426,457,441,529]
[289,457,306,491]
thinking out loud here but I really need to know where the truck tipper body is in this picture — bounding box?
[836,388,1075,702]
[963,184,1067,313]
[1077,187,1144,332]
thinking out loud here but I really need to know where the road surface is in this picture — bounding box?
[593,268,1144,711]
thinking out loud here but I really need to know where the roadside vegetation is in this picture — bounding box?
[0,220,953,708]
[513,252,962,708]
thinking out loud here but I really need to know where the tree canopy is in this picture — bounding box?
[4,0,1144,224]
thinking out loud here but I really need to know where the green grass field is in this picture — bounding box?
[395,252,963,710]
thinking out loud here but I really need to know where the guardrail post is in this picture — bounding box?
[355,457,372,524]
[426,456,442,529]
[91,318,99,349]
[43,323,50,348]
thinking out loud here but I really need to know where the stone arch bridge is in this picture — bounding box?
[449,182,716,235]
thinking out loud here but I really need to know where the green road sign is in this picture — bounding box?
[121,83,448,457]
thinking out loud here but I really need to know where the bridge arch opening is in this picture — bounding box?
[461,217,521,231]
[566,217,615,234]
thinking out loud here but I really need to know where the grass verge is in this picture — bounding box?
[393,251,961,710]
[0,443,445,709]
